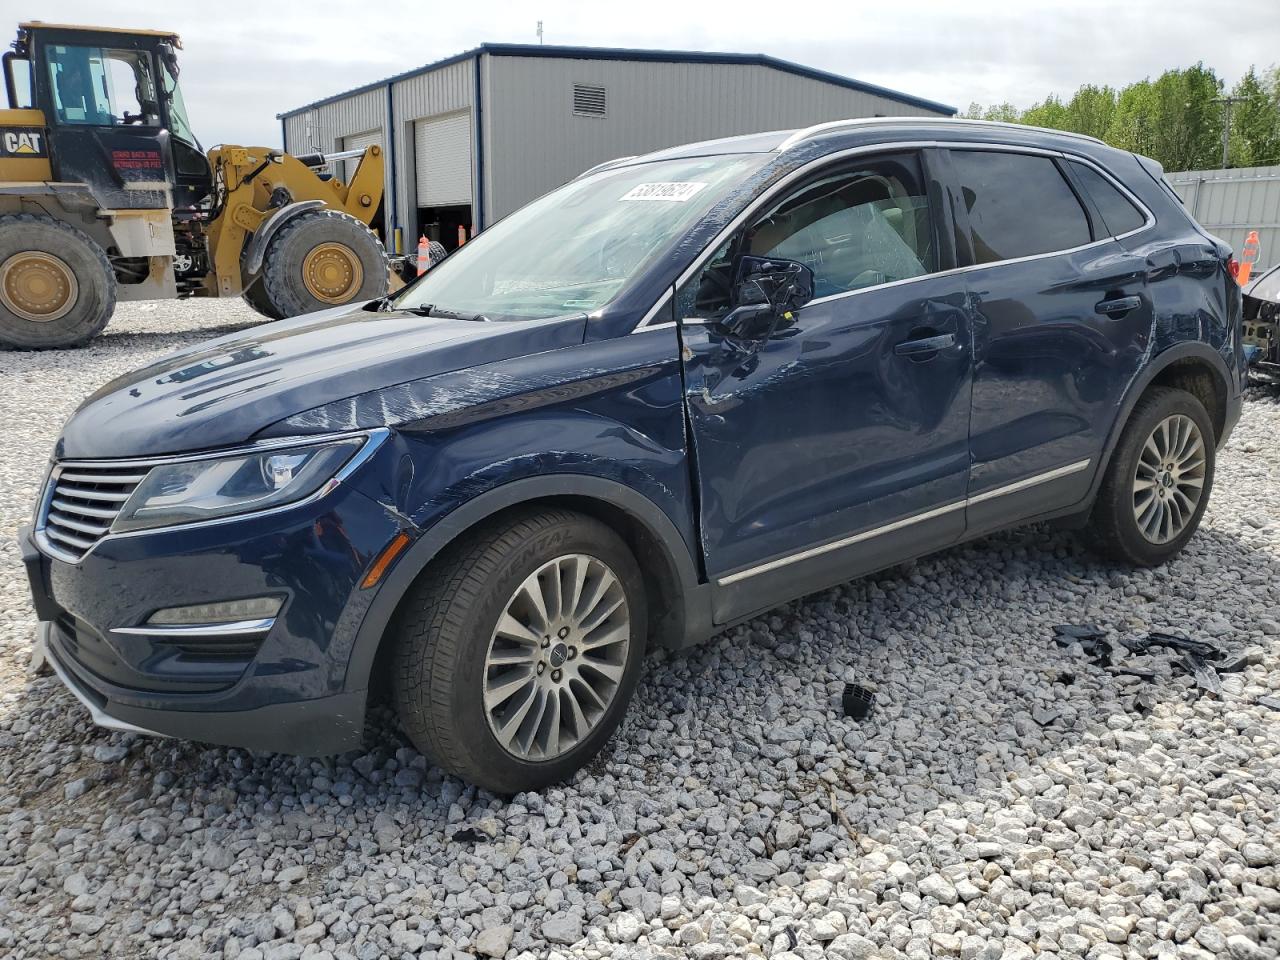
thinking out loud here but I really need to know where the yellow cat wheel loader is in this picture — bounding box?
[0,22,389,349]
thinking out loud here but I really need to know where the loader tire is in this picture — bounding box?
[240,274,282,321]
[257,209,386,318]
[0,214,116,349]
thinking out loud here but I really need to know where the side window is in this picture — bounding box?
[678,153,937,320]
[1067,161,1148,237]
[46,45,158,126]
[951,151,1092,263]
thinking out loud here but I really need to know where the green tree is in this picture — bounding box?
[1063,85,1117,140]
[963,101,1021,122]
[1022,95,1070,130]
[1229,67,1280,167]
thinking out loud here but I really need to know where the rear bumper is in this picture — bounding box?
[38,620,367,754]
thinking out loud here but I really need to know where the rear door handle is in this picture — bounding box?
[1095,295,1142,316]
[894,333,956,358]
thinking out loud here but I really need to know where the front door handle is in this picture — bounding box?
[1095,295,1142,317]
[894,332,956,359]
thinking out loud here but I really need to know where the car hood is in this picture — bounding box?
[57,304,588,459]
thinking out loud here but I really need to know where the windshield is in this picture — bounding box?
[394,153,767,319]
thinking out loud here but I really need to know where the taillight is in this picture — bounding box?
[1228,257,1241,282]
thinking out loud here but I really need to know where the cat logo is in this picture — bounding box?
[1,129,46,157]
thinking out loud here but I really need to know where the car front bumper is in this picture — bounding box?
[18,473,405,755]
[34,620,367,753]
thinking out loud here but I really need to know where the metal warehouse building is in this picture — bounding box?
[278,43,954,255]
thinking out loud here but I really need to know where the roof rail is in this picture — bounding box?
[776,117,1107,152]
[576,155,638,179]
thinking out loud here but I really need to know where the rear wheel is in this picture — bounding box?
[1086,386,1215,566]
[0,214,116,349]
[392,509,647,793]
[256,209,386,318]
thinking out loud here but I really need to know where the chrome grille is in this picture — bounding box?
[40,464,148,560]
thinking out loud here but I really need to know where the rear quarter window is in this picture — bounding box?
[1067,161,1148,237]
[951,150,1092,263]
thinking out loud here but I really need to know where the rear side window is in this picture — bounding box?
[1067,161,1148,237]
[951,151,1092,263]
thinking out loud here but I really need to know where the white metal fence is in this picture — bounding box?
[1167,165,1280,273]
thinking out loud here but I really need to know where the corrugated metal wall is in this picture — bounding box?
[482,56,948,222]
[390,59,474,235]
[281,86,385,162]
[1168,165,1280,272]
[284,53,949,239]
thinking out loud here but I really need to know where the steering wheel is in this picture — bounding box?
[121,111,144,125]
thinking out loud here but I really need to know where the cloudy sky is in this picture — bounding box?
[26,0,1280,147]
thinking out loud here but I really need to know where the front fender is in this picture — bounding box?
[341,473,711,695]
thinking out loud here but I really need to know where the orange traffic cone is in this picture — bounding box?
[1239,230,1261,286]
[416,235,430,276]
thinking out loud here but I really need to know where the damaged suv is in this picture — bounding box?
[21,119,1243,792]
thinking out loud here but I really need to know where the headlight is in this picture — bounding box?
[112,437,367,533]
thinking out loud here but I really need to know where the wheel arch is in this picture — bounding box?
[346,474,711,698]
[1089,341,1234,503]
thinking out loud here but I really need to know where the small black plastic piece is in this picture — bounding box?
[1126,631,1223,660]
[842,683,875,720]
[1053,623,1105,643]
[451,827,487,843]
[1218,651,1263,674]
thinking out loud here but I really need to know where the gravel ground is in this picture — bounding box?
[1,300,1278,960]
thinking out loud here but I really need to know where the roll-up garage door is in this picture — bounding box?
[414,112,472,207]
[342,129,382,181]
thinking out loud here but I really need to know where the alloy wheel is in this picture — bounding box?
[483,553,631,761]
[1132,413,1206,544]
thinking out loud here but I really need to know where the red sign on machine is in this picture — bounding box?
[111,149,163,171]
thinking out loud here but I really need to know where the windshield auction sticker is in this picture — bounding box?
[618,182,708,202]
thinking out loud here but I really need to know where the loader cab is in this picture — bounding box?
[13,23,213,210]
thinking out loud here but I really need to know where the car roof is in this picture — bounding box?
[609,117,1122,169]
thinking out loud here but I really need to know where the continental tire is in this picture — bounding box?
[1085,386,1216,566]
[257,209,386,318]
[0,214,116,349]
[392,509,648,794]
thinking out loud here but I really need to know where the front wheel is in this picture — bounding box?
[1085,386,1215,566]
[392,509,647,793]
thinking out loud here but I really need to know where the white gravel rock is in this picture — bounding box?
[0,303,1278,957]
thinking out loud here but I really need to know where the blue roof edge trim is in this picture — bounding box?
[276,42,956,119]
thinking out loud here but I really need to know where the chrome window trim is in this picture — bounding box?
[715,459,1091,586]
[34,428,390,564]
[673,141,1156,323]
[628,288,673,334]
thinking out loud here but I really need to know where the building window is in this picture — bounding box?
[572,83,607,118]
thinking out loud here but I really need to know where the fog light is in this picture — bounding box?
[146,596,283,625]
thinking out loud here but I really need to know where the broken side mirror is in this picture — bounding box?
[717,255,814,340]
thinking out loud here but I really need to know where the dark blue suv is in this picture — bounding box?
[21,119,1243,792]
